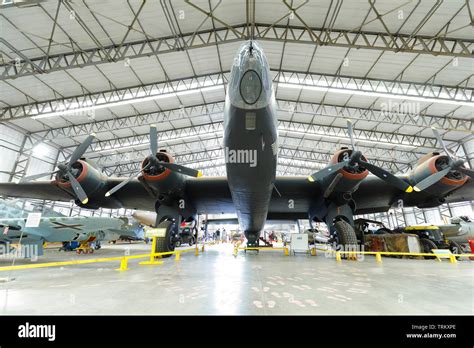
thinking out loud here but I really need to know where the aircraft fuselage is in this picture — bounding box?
[224,41,278,245]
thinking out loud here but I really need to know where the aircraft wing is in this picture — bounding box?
[354,175,474,214]
[444,179,474,203]
[0,175,472,218]
[0,178,158,211]
[0,181,74,201]
[186,175,474,217]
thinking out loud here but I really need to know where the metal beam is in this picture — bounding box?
[277,70,473,105]
[69,119,439,156]
[31,99,473,140]
[100,143,405,175]
[1,22,472,80]
[85,121,421,176]
[104,159,322,178]
[0,72,227,121]
[3,69,472,122]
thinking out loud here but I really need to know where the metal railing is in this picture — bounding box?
[0,244,206,272]
[313,247,473,264]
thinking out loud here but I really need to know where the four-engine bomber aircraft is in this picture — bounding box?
[0,41,473,253]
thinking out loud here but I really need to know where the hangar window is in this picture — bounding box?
[245,112,256,130]
[240,70,262,105]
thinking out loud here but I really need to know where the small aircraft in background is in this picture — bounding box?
[437,216,474,244]
[0,200,142,258]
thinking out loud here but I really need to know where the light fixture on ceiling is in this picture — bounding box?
[277,82,473,107]
[1,0,45,8]
[282,128,418,149]
[31,85,224,120]
[95,131,224,154]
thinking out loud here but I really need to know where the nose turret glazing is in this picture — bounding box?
[228,41,272,109]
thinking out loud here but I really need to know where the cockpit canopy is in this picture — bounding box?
[228,41,273,109]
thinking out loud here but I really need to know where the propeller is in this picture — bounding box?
[105,125,202,197]
[413,127,474,192]
[308,120,413,193]
[21,134,96,204]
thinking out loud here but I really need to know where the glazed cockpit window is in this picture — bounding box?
[240,70,262,105]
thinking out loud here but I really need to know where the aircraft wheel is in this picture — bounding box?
[420,239,437,259]
[155,220,176,258]
[334,220,358,259]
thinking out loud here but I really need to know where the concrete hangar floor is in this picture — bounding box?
[0,242,471,315]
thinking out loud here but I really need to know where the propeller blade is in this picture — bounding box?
[150,125,158,156]
[413,167,452,192]
[20,170,59,182]
[458,167,474,179]
[68,173,89,205]
[359,160,413,193]
[431,127,453,162]
[105,177,135,197]
[105,163,152,197]
[69,133,96,166]
[347,119,356,150]
[159,162,202,177]
[308,161,346,182]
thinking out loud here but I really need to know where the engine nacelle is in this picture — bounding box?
[411,153,468,197]
[141,151,186,203]
[325,148,369,194]
[55,160,120,209]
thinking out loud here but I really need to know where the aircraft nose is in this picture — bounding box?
[228,41,272,109]
[244,40,256,56]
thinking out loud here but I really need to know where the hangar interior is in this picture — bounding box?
[0,0,472,315]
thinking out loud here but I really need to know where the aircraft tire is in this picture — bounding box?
[420,238,437,259]
[334,220,358,259]
[155,220,176,258]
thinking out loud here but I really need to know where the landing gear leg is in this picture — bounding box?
[154,205,182,258]
[324,203,359,259]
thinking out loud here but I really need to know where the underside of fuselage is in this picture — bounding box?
[223,40,278,245]
[224,103,277,244]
